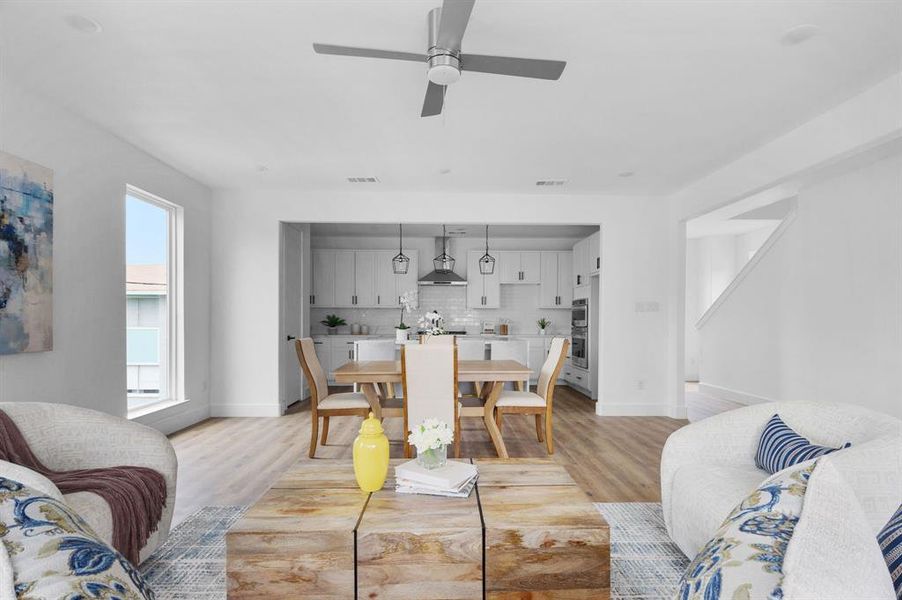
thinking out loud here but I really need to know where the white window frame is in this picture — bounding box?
[126,185,186,417]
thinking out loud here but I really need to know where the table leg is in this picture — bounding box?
[360,383,383,420]
[483,381,509,459]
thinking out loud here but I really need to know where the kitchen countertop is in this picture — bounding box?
[311,333,570,340]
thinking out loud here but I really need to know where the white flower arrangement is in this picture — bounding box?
[407,418,454,452]
[397,289,417,329]
[417,310,446,335]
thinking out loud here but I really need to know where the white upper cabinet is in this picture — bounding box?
[311,249,336,307]
[539,251,573,308]
[467,250,500,308]
[589,231,601,275]
[354,251,376,307]
[373,250,419,307]
[499,251,541,284]
[333,250,356,307]
[573,238,590,288]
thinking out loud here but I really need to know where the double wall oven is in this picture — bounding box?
[570,298,589,369]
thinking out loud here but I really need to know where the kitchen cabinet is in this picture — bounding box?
[588,231,601,276]
[374,250,419,307]
[467,251,500,308]
[572,237,590,288]
[527,341,546,382]
[331,339,356,376]
[539,251,573,308]
[333,250,356,306]
[311,250,335,307]
[354,251,376,307]
[312,337,332,382]
[499,251,541,284]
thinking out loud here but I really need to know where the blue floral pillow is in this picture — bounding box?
[677,461,816,600]
[0,477,154,599]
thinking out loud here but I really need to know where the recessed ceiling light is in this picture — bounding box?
[256,165,269,173]
[65,14,103,34]
[780,24,821,46]
[618,171,635,178]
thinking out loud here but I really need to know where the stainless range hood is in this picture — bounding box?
[418,236,467,286]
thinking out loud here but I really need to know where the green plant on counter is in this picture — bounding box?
[537,318,551,330]
[321,314,347,328]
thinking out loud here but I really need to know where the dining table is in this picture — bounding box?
[332,359,532,459]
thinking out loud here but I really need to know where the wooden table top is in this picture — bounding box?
[333,359,531,383]
[227,458,610,599]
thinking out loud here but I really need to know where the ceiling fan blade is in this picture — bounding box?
[436,0,475,50]
[421,81,446,117]
[313,43,423,63]
[462,54,566,80]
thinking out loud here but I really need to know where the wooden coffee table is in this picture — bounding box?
[226,458,610,599]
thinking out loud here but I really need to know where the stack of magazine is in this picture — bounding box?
[395,459,478,498]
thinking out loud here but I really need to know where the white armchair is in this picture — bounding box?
[0,402,178,563]
[661,401,901,559]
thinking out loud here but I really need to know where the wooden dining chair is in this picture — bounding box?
[354,339,399,398]
[400,343,459,458]
[295,338,370,458]
[494,337,570,454]
[489,340,530,391]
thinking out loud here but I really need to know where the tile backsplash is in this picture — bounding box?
[311,285,570,336]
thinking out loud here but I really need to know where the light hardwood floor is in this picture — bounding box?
[168,386,687,525]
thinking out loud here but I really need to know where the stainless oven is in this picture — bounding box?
[571,298,588,328]
[571,327,588,369]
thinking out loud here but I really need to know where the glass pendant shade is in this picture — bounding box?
[392,224,410,274]
[433,225,455,273]
[479,225,495,275]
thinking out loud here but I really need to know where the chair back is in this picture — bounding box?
[295,338,329,407]
[489,340,529,389]
[401,344,458,435]
[536,337,570,401]
[354,339,397,361]
[457,339,487,360]
[421,334,456,345]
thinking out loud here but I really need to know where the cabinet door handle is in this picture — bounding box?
[314,341,323,345]
[377,295,380,304]
[597,257,600,269]
[398,295,401,303]
[577,275,581,285]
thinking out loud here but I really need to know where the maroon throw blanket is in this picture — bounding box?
[0,409,166,565]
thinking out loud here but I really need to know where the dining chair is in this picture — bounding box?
[489,340,529,391]
[295,338,370,458]
[456,338,487,397]
[401,343,459,459]
[354,339,399,398]
[420,333,456,345]
[494,337,570,454]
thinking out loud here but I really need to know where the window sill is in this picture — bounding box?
[128,398,190,420]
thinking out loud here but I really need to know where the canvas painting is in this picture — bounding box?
[0,151,53,354]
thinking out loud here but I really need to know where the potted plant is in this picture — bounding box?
[321,314,346,335]
[537,317,551,335]
[396,291,417,343]
[418,310,446,336]
[408,418,454,470]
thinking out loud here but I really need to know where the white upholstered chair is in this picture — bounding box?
[420,333,456,345]
[295,338,370,458]
[401,343,459,458]
[489,340,529,391]
[494,337,570,454]
[354,339,399,397]
[0,402,177,563]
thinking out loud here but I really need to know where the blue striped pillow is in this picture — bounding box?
[878,504,902,599]
[755,413,850,474]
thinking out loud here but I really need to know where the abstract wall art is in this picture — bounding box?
[0,151,53,354]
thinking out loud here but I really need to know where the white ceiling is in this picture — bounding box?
[2,1,900,194]
[309,223,596,239]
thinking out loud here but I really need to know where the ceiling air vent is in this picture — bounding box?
[347,176,380,183]
[535,179,566,187]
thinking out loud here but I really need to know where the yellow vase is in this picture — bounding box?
[353,412,389,492]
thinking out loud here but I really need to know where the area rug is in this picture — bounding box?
[140,502,687,599]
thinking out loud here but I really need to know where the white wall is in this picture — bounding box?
[0,80,212,434]
[211,192,676,418]
[698,154,902,417]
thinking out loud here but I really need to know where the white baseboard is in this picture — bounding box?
[596,402,672,416]
[133,401,210,435]
[210,403,283,417]
[698,383,774,406]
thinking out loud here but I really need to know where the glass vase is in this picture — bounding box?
[416,445,448,470]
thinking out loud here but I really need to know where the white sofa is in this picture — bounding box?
[661,401,901,598]
[0,402,178,563]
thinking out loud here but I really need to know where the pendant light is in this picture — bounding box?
[392,224,410,274]
[433,224,455,273]
[479,225,496,275]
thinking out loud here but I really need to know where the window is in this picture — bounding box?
[126,186,184,414]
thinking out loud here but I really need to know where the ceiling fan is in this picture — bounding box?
[313,0,566,117]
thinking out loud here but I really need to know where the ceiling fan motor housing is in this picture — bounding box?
[427,6,461,85]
